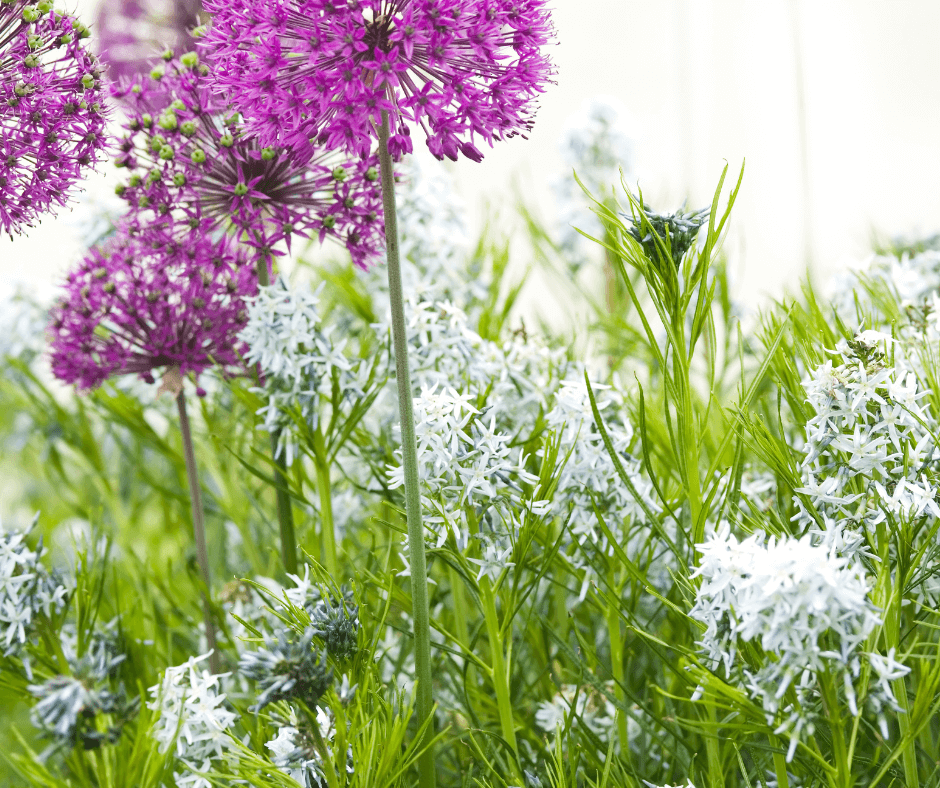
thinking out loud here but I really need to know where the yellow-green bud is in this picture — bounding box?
[365,166,378,181]
[81,73,95,88]
[323,215,336,229]
[180,120,197,136]
[161,48,174,61]
[158,112,177,131]
[128,174,142,187]
[173,172,186,187]
[180,51,198,68]
[261,147,276,161]
[190,149,206,164]
[332,166,347,182]
[114,184,127,196]
[141,113,153,129]
[21,5,40,21]
[158,145,174,160]
[26,34,40,49]
[219,132,234,148]
[150,65,165,81]
[138,195,150,208]
[169,99,186,111]
[23,54,38,68]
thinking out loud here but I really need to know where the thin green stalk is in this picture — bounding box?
[309,717,340,788]
[377,109,435,788]
[313,446,338,578]
[819,669,849,788]
[479,575,520,777]
[605,568,629,755]
[255,259,298,575]
[176,389,221,674]
[772,749,790,788]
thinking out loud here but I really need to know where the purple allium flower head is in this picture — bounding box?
[0,0,109,237]
[48,229,256,390]
[95,0,202,82]
[199,0,556,162]
[110,50,385,267]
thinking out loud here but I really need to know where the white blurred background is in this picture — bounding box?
[4,0,940,308]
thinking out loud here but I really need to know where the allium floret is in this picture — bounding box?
[48,230,256,390]
[111,51,384,267]
[200,0,556,162]
[0,0,108,237]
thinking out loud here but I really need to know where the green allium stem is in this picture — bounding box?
[313,444,338,578]
[377,109,436,788]
[256,258,299,575]
[176,389,221,675]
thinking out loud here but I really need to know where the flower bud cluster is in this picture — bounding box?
[110,52,384,267]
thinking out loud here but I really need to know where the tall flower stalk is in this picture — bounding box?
[376,109,435,786]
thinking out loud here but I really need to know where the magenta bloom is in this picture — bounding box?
[96,0,202,82]
[110,51,384,267]
[49,230,256,390]
[199,0,556,162]
[0,1,109,237]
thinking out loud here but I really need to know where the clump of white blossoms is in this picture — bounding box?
[388,385,548,580]
[266,704,354,788]
[240,278,365,466]
[147,653,238,788]
[689,524,886,759]
[795,330,937,557]
[0,520,69,656]
[553,97,634,268]
[545,375,662,598]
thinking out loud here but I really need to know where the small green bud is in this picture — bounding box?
[57,32,72,45]
[322,215,336,229]
[161,48,174,61]
[158,112,177,131]
[138,195,150,208]
[81,73,95,88]
[190,148,206,164]
[332,166,347,182]
[128,174,142,187]
[169,99,186,111]
[261,147,276,161]
[233,182,249,196]
[158,145,174,160]
[150,65,165,81]
[191,24,207,38]
[131,84,142,94]
[180,51,198,68]
[27,34,41,49]
[344,196,354,208]
[365,166,378,181]
[282,223,294,235]
[23,55,39,68]
[219,132,234,148]
[173,172,186,187]
[22,6,40,22]
[141,113,153,129]
[180,120,197,136]
[36,0,51,12]
[103,282,116,294]
[114,184,127,197]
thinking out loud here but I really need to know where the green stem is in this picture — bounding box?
[309,717,340,788]
[255,258,298,575]
[313,443,338,578]
[819,669,849,788]
[772,749,790,788]
[479,575,520,776]
[377,109,435,788]
[604,568,629,756]
[176,389,221,675]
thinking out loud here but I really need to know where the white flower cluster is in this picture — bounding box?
[690,524,882,759]
[240,279,363,466]
[554,97,634,267]
[265,704,353,788]
[147,653,238,788]
[828,249,940,321]
[0,522,69,655]
[389,385,547,580]
[795,331,937,556]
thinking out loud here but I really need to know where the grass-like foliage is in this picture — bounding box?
[3,149,940,788]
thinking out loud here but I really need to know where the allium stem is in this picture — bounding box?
[176,389,221,675]
[256,259,299,575]
[313,449,338,577]
[377,110,436,788]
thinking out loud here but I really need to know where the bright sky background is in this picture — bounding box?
[4,1,940,314]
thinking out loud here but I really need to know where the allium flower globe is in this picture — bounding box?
[111,52,385,267]
[200,0,556,161]
[48,230,256,390]
[0,0,108,236]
